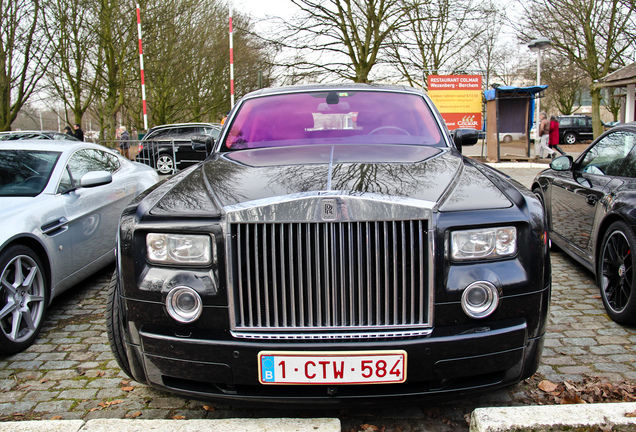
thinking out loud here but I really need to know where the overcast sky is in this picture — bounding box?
[232,0,297,19]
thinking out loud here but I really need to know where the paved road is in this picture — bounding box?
[1,164,635,432]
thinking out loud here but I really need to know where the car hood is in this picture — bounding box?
[149,144,513,217]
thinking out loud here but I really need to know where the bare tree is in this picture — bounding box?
[90,0,138,141]
[468,1,506,90]
[489,43,527,87]
[539,53,589,115]
[129,0,273,129]
[43,0,102,128]
[273,0,423,83]
[517,0,636,138]
[0,0,50,131]
[602,87,622,122]
[389,0,494,88]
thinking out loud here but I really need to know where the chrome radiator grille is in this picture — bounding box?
[229,220,429,336]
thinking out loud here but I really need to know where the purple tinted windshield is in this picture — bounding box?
[222,90,443,150]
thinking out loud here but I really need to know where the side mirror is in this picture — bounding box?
[80,171,112,188]
[452,128,479,152]
[191,134,215,155]
[550,155,573,171]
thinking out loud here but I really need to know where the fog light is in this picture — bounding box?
[461,281,499,319]
[166,286,202,323]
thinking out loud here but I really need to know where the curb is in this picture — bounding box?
[470,402,636,431]
[0,418,341,432]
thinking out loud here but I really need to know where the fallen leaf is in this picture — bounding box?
[131,411,142,418]
[203,405,215,411]
[99,400,124,408]
[172,415,186,420]
[626,410,636,418]
[121,386,134,392]
[359,424,379,432]
[561,395,584,404]
[50,415,62,420]
[538,380,558,393]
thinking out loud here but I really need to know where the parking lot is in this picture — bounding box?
[0,165,635,432]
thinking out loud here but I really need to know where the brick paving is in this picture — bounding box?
[0,165,635,431]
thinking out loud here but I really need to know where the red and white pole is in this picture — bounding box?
[229,4,235,108]
[136,3,148,131]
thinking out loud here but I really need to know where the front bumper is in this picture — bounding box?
[123,309,545,405]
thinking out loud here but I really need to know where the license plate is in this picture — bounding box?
[258,350,407,385]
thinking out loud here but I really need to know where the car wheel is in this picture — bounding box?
[564,132,577,145]
[502,135,512,143]
[0,245,48,354]
[597,221,636,325]
[105,271,136,379]
[156,154,175,174]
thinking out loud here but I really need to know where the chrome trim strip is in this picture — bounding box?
[231,329,433,340]
[225,192,435,223]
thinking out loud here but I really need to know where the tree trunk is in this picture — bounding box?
[589,84,604,139]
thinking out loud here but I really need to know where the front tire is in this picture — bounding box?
[598,221,636,325]
[106,271,135,378]
[564,132,577,145]
[0,245,48,354]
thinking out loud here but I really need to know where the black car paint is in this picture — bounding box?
[112,85,550,405]
[558,115,593,144]
[136,123,221,173]
[534,125,636,272]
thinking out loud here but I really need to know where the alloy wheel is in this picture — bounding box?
[0,253,46,345]
[156,155,174,174]
[600,228,633,316]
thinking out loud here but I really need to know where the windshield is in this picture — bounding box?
[222,90,444,151]
[0,150,60,197]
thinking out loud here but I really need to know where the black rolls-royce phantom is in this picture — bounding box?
[107,84,550,405]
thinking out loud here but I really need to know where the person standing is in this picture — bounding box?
[73,123,84,141]
[119,126,130,159]
[63,126,74,137]
[537,111,556,159]
[549,115,566,156]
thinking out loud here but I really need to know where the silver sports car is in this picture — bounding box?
[0,141,159,354]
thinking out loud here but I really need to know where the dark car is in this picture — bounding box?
[136,123,222,174]
[0,130,80,141]
[107,84,550,405]
[558,114,593,144]
[533,122,636,325]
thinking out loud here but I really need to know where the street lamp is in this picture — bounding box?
[528,37,551,145]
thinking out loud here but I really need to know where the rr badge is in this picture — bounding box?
[321,199,337,221]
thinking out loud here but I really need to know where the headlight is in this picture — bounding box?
[147,233,214,265]
[451,227,516,260]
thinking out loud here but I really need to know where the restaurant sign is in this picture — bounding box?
[427,75,483,131]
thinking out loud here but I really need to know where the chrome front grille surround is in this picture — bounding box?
[226,195,434,340]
